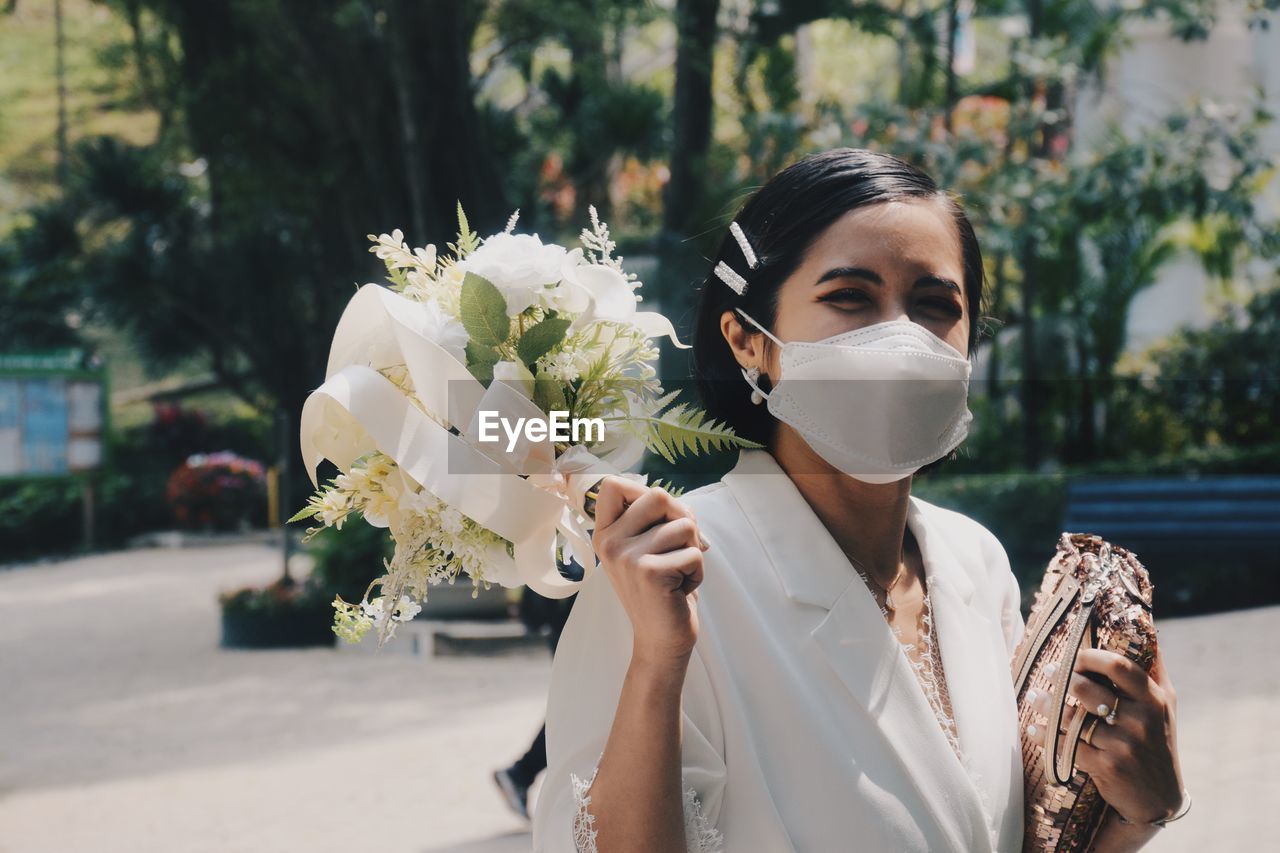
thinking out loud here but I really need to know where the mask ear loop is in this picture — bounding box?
[734,307,783,402]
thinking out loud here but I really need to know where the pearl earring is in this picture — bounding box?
[746,366,764,405]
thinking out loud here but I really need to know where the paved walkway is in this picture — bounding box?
[0,545,1274,851]
[0,545,543,852]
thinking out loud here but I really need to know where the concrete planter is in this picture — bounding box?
[220,600,335,648]
[417,581,514,620]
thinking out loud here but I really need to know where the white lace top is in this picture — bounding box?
[571,762,724,853]
[861,580,963,763]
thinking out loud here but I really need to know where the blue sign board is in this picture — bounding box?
[0,352,106,479]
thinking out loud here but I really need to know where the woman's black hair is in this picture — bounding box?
[691,147,986,446]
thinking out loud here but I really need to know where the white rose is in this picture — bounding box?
[458,232,567,316]
[492,360,536,400]
[398,298,469,363]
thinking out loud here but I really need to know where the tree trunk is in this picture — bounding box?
[1019,238,1043,469]
[386,0,430,243]
[563,5,612,228]
[662,0,719,237]
[896,0,911,103]
[55,0,68,187]
[1018,0,1046,469]
[985,250,1007,404]
[121,0,173,140]
[943,0,959,130]
[415,0,508,235]
[1075,332,1096,461]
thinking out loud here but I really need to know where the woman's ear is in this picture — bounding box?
[720,309,763,370]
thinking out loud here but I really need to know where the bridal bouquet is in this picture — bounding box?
[292,205,755,645]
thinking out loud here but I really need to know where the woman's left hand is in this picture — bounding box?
[1058,644,1185,825]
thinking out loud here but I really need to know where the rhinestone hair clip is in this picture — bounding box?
[714,220,760,296]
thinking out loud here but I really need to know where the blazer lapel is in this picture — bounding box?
[723,451,997,853]
[908,496,1023,851]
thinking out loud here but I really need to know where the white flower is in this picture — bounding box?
[399,298,469,363]
[361,487,399,529]
[391,595,422,622]
[361,465,418,528]
[369,229,436,272]
[319,489,351,529]
[492,360,536,399]
[537,350,580,382]
[457,232,567,316]
[360,594,420,635]
[555,253,688,348]
[333,468,368,495]
[558,251,638,323]
[438,506,466,537]
[477,541,521,587]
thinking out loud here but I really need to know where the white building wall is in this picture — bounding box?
[1074,4,1280,353]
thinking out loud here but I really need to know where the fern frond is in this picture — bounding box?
[386,267,409,291]
[634,400,762,463]
[448,201,481,259]
[645,478,686,497]
[646,388,682,413]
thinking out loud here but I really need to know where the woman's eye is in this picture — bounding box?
[820,288,869,306]
[920,298,962,317]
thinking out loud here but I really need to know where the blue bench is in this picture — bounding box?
[1063,477,1280,552]
[1062,477,1280,612]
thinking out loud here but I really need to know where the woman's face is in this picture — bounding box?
[724,199,970,377]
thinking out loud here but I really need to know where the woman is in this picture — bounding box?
[531,149,1185,852]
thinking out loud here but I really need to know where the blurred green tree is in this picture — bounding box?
[1,0,1274,490]
[5,0,520,498]
[1119,286,1280,453]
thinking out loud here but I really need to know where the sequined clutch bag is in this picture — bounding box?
[1010,533,1157,852]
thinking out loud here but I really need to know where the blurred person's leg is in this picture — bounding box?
[508,724,547,789]
[494,567,580,818]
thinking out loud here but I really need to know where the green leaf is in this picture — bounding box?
[646,478,686,497]
[287,504,319,524]
[449,201,481,258]
[457,201,470,240]
[386,267,409,291]
[460,272,509,347]
[533,378,567,414]
[465,341,500,386]
[635,396,763,462]
[516,314,572,367]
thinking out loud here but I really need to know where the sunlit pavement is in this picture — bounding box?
[0,545,543,853]
[1,545,1274,852]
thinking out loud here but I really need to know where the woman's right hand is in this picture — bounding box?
[592,475,709,668]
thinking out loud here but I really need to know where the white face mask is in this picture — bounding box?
[737,308,973,484]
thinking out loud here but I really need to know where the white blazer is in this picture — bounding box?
[533,449,1027,852]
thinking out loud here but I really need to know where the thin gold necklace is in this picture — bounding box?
[847,546,909,612]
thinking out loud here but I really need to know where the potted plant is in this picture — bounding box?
[219,577,335,648]
[166,451,267,532]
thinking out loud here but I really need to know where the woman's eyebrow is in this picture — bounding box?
[814,267,962,294]
[915,274,961,294]
[815,266,883,286]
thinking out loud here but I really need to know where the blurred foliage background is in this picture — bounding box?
[2,0,1277,614]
